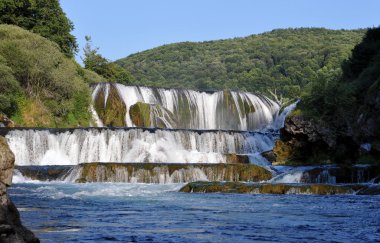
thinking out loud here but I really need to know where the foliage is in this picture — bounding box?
[0,25,91,127]
[0,55,22,116]
[0,0,77,57]
[117,28,365,99]
[301,27,380,127]
[82,36,133,84]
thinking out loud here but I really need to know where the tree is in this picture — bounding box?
[0,0,77,57]
[82,36,133,84]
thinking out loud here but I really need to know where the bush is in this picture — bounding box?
[0,25,91,127]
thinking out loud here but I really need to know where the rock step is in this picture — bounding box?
[179,181,379,195]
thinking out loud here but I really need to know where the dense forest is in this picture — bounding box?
[117,28,365,99]
[276,27,380,165]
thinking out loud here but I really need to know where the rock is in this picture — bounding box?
[301,165,380,184]
[179,181,362,195]
[129,102,151,127]
[0,137,15,186]
[356,185,380,195]
[129,102,177,128]
[93,83,127,127]
[0,136,39,242]
[0,114,15,128]
[272,112,359,164]
[225,154,250,164]
[74,162,272,183]
[16,166,72,181]
[261,150,276,163]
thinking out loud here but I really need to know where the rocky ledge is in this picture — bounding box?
[179,181,379,195]
[0,136,39,243]
[270,112,380,165]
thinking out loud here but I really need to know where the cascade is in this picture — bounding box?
[92,83,280,130]
[5,128,276,166]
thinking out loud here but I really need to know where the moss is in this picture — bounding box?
[129,102,151,127]
[176,92,192,128]
[93,84,126,127]
[76,163,272,183]
[75,178,87,183]
[180,182,360,195]
[225,154,250,164]
[259,184,292,194]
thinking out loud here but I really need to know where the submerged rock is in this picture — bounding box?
[356,185,380,195]
[179,181,367,195]
[0,136,39,242]
[16,166,72,181]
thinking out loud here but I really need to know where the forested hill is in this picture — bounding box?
[116,28,365,99]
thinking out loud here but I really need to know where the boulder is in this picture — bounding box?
[0,136,39,242]
[0,137,14,186]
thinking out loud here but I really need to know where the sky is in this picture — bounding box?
[60,0,380,64]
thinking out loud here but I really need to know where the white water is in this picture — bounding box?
[64,166,211,184]
[92,83,280,130]
[7,129,275,166]
[12,170,40,183]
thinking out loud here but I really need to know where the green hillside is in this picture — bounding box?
[117,28,365,99]
[0,24,98,127]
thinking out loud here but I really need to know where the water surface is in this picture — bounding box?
[9,183,380,242]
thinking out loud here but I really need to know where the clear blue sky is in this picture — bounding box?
[60,0,380,63]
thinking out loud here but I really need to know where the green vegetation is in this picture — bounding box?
[301,27,380,132]
[117,28,365,99]
[283,27,380,164]
[83,36,133,84]
[0,25,92,127]
[0,0,77,57]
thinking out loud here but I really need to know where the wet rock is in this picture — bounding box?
[93,83,127,127]
[272,112,359,164]
[356,185,380,195]
[0,136,39,242]
[225,154,250,164]
[73,162,272,183]
[129,102,151,127]
[261,150,276,163]
[179,181,362,195]
[300,165,380,184]
[16,166,72,181]
[0,137,15,186]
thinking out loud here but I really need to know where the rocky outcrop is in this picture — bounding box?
[0,136,39,243]
[272,113,361,165]
[93,84,127,127]
[179,181,375,195]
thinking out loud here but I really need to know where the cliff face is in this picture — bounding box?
[273,109,380,165]
[0,136,39,243]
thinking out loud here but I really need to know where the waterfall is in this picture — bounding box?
[92,83,280,130]
[6,128,276,166]
[14,163,271,184]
